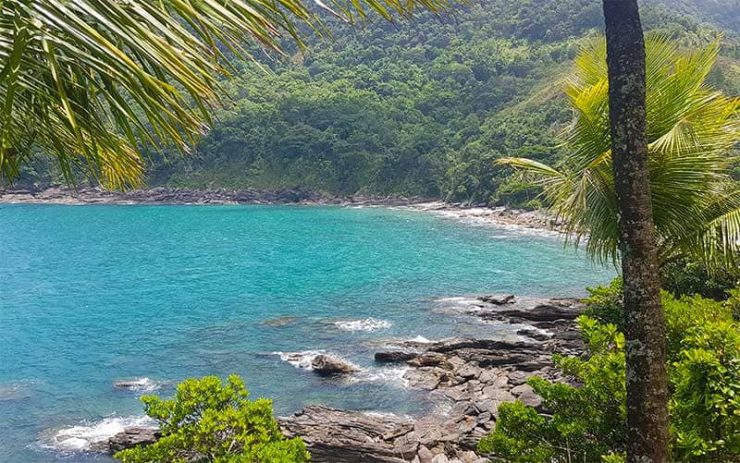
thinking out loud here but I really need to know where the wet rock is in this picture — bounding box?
[375,351,418,363]
[311,355,359,376]
[516,328,551,341]
[108,427,159,453]
[478,294,515,305]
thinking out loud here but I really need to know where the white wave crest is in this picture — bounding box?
[273,350,323,370]
[334,318,392,332]
[408,335,433,344]
[42,415,156,453]
[351,367,410,387]
[113,377,162,393]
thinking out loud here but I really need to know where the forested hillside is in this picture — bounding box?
[21,0,740,206]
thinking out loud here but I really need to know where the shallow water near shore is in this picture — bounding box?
[0,204,614,462]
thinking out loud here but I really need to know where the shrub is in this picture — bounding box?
[478,293,740,462]
[661,259,739,301]
[583,277,624,331]
[670,320,740,462]
[114,375,310,463]
[478,317,627,462]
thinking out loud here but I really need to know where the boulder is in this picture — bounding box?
[511,384,543,409]
[407,352,448,367]
[375,351,418,363]
[108,427,160,453]
[279,406,416,462]
[311,355,359,376]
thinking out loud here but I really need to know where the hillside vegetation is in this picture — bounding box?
[20,0,740,207]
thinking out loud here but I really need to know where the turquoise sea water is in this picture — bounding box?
[0,204,614,462]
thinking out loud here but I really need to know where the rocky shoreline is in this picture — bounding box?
[107,295,586,462]
[0,187,561,232]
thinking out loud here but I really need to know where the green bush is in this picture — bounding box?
[583,277,624,331]
[661,259,739,301]
[724,288,740,321]
[114,375,310,463]
[478,317,627,462]
[671,319,740,461]
[478,292,740,462]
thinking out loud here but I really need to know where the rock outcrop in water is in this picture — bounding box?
[108,427,160,453]
[106,295,586,462]
[279,296,584,462]
[311,354,360,376]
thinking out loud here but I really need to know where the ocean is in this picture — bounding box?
[0,204,614,462]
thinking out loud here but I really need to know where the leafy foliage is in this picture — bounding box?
[661,258,740,300]
[0,0,451,189]
[583,277,625,330]
[478,317,627,462]
[478,290,740,463]
[500,35,740,265]
[15,1,737,206]
[114,375,310,463]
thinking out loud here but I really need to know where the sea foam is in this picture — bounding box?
[42,415,156,453]
[113,377,163,393]
[351,366,410,387]
[334,318,392,332]
[273,350,324,370]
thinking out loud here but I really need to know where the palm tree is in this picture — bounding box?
[500,35,740,267]
[502,18,738,461]
[0,0,448,189]
[601,2,668,461]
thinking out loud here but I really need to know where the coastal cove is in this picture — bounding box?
[0,204,614,462]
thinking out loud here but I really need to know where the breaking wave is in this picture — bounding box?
[41,415,156,453]
[334,318,392,332]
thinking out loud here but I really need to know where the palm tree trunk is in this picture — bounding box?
[601,1,669,462]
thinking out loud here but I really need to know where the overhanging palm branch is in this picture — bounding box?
[0,0,449,188]
[500,34,740,267]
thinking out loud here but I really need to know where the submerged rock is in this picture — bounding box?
[262,316,299,327]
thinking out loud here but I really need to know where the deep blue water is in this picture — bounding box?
[0,204,614,462]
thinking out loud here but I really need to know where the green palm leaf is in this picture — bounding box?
[0,0,449,188]
[500,34,740,268]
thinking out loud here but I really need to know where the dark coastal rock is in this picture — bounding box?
[104,295,584,462]
[516,328,551,341]
[478,294,515,305]
[279,406,416,463]
[375,351,419,363]
[311,355,359,376]
[108,427,160,453]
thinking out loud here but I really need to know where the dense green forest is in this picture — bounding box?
[20,0,740,206]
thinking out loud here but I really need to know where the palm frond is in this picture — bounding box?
[0,0,450,188]
[503,33,740,267]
